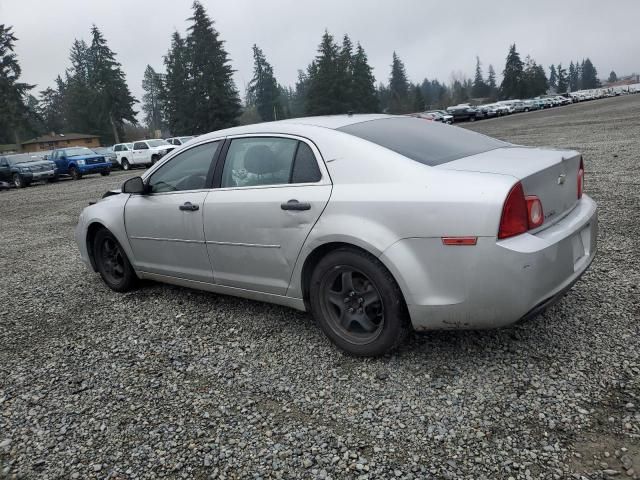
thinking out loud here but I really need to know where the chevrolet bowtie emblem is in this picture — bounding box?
[557,174,566,185]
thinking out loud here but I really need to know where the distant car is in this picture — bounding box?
[117,140,176,171]
[555,96,572,105]
[476,105,499,118]
[94,146,119,169]
[75,114,597,356]
[113,143,133,169]
[48,147,111,180]
[166,136,195,146]
[0,153,58,188]
[425,110,454,124]
[522,100,540,112]
[409,112,449,123]
[446,106,481,122]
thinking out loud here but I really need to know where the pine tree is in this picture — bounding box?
[38,84,66,133]
[247,44,282,121]
[351,43,378,113]
[163,32,192,134]
[580,58,600,89]
[185,1,241,132]
[336,34,354,111]
[486,64,497,99]
[472,56,488,98]
[522,56,548,97]
[607,70,618,83]
[388,52,410,114]
[289,70,308,117]
[411,84,425,112]
[500,44,524,99]
[549,64,557,91]
[141,65,165,133]
[0,24,34,143]
[305,31,343,115]
[63,39,94,134]
[556,63,568,93]
[568,61,579,91]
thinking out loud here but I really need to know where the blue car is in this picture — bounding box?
[48,147,111,180]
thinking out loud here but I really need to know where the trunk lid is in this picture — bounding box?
[437,146,581,226]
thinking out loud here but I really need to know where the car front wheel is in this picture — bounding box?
[309,248,409,357]
[121,159,130,171]
[69,166,82,180]
[93,229,137,292]
[13,173,25,188]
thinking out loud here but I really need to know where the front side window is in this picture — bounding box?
[133,142,148,150]
[148,141,220,193]
[221,137,322,188]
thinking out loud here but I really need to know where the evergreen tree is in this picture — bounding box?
[63,39,94,134]
[351,43,378,113]
[472,56,488,98]
[388,52,410,114]
[163,32,192,134]
[549,64,557,91]
[568,61,579,91]
[305,31,344,115]
[141,65,165,132]
[607,70,618,83]
[411,84,425,111]
[451,79,469,105]
[38,84,66,133]
[247,45,282,122]
[336,34,354,110]
[86,26,137,143]
[556,63,568,93]
[500,44,524,99]
[289,70,308,117]
[487,64,497,99]
[522,56,548,97]
[0,24,34,143]
[185,1,241,132]
[580,58,600,88]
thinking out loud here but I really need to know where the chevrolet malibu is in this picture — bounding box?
[75,115,597,356]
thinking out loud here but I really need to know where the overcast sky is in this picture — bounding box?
[3,0,640,109]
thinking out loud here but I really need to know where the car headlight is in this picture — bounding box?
[77,159,86,165]
[20,167,31,172]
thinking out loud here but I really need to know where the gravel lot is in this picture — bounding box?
[1,95,639,479]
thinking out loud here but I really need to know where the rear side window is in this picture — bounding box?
[338,117,508,166]
[291,142,321,183]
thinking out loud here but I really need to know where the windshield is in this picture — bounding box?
[147,140,170,147]
[65,147,95,157]
[179,136,194,143]
[338,117,508,167]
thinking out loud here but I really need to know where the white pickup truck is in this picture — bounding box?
[113,139,175,170]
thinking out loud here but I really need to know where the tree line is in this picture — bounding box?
[0,4,610,145]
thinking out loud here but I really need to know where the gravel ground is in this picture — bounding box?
[1,95,639,480]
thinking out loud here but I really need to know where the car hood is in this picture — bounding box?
[14,160,54,168]
[150,145,174,151]
[68,154,105,161]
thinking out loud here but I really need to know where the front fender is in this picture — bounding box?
[76,193,132,271]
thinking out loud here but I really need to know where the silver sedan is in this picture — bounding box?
[75,115,597,356]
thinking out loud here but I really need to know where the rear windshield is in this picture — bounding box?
[338,117,508,166]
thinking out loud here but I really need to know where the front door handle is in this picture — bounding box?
[281,199,311,211]
[179,202,199,212]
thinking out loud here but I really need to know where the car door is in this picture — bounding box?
[124,140,221,282]
[0,157,10,181]
[132,142,149,165]
[203,136,332,295]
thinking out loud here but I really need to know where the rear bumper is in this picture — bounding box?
[381,195,598,330]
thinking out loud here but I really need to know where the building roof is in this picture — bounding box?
[21,133,99,145]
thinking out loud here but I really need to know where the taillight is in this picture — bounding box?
[577,157,584,199]
[498,182,528,239]
[498,183,545,239]
[526,196,544,229]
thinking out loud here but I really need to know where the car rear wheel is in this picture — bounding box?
[100,171,110,176]
[309,248,409,357]
[121,159,130,171]
[13,173,25,188]
[69,166,82,180]
[94,229,137,292]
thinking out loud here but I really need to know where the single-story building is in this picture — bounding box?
[21,133,100,153]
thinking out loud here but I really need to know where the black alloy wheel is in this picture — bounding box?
[94,229,136,292]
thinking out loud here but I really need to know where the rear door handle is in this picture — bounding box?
[179,202,199,212]
[281,199,311,211]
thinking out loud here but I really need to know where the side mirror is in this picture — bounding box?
[122,176,147,194]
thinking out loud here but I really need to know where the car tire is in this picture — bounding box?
[69,166,82,180]
[13,173,25,188]
[100,171,111,176]
[524,108,530,112]
[469,116,476,122]
[93,228,137,292]
[309,247,409,357]
[121,159,130,171]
